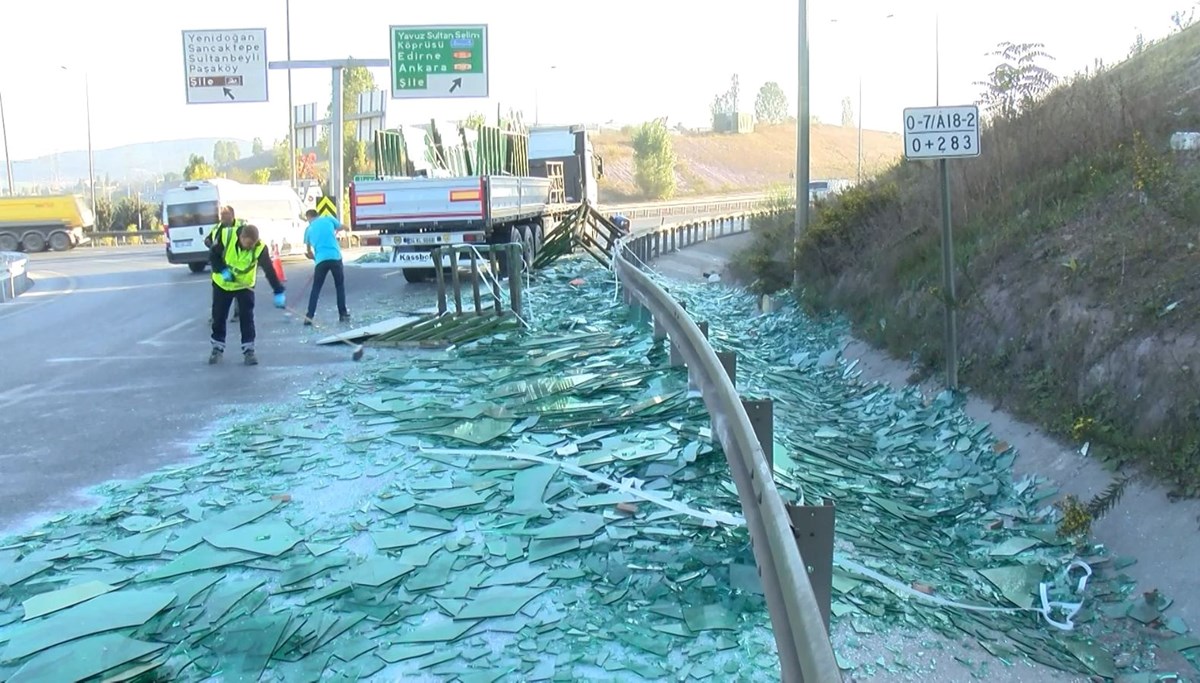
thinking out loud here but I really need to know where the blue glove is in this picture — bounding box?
[220,268,234,282]
[274,292,286,309]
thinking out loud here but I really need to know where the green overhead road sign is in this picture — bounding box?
[389,24,489,100]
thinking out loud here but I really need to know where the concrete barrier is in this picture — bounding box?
[1,252,31,302]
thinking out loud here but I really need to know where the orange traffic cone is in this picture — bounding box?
[272,245,286,282]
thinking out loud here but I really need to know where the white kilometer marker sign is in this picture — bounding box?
[902,105,981,160]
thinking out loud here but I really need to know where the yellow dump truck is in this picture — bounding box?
[0,194,94,252]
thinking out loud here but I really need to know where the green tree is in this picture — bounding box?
[754,81,789,125]
[319,63,377,188]
[252,137,265,155]
[631,118,676,200]
[463,112,487,129]
[93,195,115,232]
[841,96,854,127]
[974,42,1057,120]
[111,196,160,231]
[183,154,216,181]
[250,168,271,184]
[212,140,240,165]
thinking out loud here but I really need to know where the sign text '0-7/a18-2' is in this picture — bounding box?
[901,104,982,394]
[389,25,489,100]
[181,28,269,104]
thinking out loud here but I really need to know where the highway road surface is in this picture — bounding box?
[0,215,679,531]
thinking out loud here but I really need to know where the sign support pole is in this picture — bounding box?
[938,157,958,391]
[331,67,344,222]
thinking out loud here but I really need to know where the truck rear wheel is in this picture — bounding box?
[0,233,17,252]
[20,233,46,253]
[48,231,72,252]
[402,268,432,284]
[188,262,208,274]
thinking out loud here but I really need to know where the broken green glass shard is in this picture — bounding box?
[407,511,455,531]
[21,580,116,620]
[96,530,173,560]
[455,586,548,619]
[397,617,481,643]
[987,537,1041,557]
[378,644,436,663]
[376,495,416,516]
[432,418,516,445]
[136,547,259,582]
[421,487,488,510]
[372,528,446,550]
[5,633,166,683]
[531,512,605,539]
[480,562,546,587]
[205,521,302,557]
[978,565,1044,609]
[527,538,579,562]
[164,500,280,553]
[506,464,557,518]
[341,557,416,587]
[1,588,175,661]
[682,604,739,632]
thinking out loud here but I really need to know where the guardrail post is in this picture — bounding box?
[507,243,523,318]
[469,249,483,314]
[653,316,667,341]
[740,398,774,469]
[786,502,836,631]
[716,351,736,385]
[435,247,448,315]
[449,248,463,315]
[488,249,503,314]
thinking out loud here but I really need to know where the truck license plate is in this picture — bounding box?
[387,233,451,246]
[174,239,193,247]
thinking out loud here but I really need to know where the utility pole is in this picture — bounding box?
[857,76,863,183]
[286,0,297,192]
[793,0,811,291]
[0,90,13,195]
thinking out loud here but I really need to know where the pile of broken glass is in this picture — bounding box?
[0,256,1194,681]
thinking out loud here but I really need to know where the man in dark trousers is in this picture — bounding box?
[302,209,350,325]
[206,206,244,324]
[208,222,286,366]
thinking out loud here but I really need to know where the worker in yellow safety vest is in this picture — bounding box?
[207,222,286,366]
[206,206,245,324]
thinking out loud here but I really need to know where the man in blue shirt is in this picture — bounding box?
[303,209,350,325]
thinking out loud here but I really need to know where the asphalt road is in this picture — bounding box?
[0,215,677,532]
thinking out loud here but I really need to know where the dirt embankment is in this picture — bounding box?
[771,26,1200,493]
[595,123,902,202]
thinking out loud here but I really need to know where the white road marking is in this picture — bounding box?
[0,384,39,410]
[139,317,198,346]
[0,270,76,322]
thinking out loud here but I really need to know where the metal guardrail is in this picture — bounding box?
[612,212,841,683]
[1,252,30,302]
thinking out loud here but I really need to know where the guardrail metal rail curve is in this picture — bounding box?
[612,215,840,683]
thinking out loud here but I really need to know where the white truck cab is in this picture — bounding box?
[528,126,603,205]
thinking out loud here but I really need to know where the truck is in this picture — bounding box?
[161,179,308,273]
[349,119,603,284]
[0,194,94,252]
[528,125,604,205]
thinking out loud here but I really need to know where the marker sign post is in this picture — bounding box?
[902,105,982,392]
[389,25,489,99]
[182,29,268,104]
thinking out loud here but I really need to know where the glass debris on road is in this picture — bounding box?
[0,256,1192,681]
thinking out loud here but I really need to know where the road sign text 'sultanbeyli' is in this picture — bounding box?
[389,25,489,100]
[182,28,268,104]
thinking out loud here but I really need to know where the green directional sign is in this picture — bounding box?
[389,24,489,100]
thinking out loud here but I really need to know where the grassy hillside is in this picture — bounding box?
[595,123,902,202]
[738,26,1200,493]
[8,138,251,185]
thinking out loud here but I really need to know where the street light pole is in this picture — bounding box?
[286,0,297,191]
[0,90,14,195]
[61,66,97,210]
[84,73,96,212]
[793,0,810,291]
[857,75,863,183]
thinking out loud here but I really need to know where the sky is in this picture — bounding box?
[0,0,1192,162]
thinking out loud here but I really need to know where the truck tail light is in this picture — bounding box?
[355,192,385,206]
[449,189,480,202]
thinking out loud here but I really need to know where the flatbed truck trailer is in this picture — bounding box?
[349,122,601,283]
